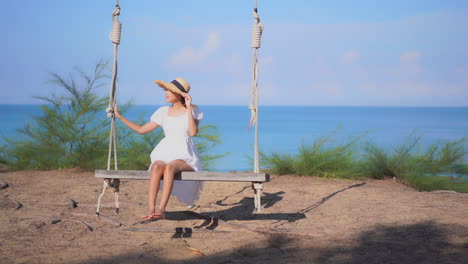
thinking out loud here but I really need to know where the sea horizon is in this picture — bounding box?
[1,103,468,108]
[1,104,467,172]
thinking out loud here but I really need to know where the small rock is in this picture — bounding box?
[30,221,46,229]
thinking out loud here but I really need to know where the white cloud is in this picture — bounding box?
[400,51,422,73]
[129,10,467,106]
[167,32,221,69]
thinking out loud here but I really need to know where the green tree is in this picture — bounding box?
[2,61,110,170]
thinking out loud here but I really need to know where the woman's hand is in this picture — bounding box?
[113,105,159,134]
[181,93,192,108]
[114,105,122,119]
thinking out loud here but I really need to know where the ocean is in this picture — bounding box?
[1,104,467,172]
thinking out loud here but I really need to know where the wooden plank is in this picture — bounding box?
[95,170,270,182]
[96,170,149,179]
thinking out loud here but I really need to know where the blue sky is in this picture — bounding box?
[2,0,468,106]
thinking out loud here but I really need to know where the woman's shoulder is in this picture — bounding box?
[150,105,169,123]
[155,105,169,113]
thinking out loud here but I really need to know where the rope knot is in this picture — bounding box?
[251,11,263,48]
[112,6,121,17]
[110,6,122,45]
[106,106,114,118]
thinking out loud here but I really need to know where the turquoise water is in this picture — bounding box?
[1,104,467,171]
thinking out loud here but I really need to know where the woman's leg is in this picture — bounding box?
[145,160,166,219]
[155,160,194,217]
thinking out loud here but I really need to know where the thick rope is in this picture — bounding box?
[106,5,122,171]
[249,8,263,174]
[98,3,122,216]
[96,180,109,216]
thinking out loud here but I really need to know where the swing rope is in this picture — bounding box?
[249,0,263,174]
[97,0,122,216]
[105,1,122,171]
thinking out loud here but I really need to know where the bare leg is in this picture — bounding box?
[144,161,166,219]
[155,160,194,217]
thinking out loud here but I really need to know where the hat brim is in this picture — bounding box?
[153,80,184,95]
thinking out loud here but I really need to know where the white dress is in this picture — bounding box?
[149,105,204,206]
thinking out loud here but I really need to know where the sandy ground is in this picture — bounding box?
[0,169,467,264]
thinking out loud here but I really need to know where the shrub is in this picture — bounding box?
[361,135,467,192]
[262,128,366,178]
[261,130,467,192]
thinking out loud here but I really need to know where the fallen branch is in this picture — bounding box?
[0,180,8,190]
[183,240,205,256]
[8,196,23,210]
[80,220,94,231]
[66,219,94,231]
[66,197,78,208]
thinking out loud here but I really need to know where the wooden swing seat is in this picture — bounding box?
[95,170,270,214]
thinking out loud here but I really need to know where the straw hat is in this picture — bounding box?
[153,77,191,95]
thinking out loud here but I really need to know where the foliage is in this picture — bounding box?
[360,135,468,191]
[262,130,467,192]
[261,128,366,178]
[2,61,110,170]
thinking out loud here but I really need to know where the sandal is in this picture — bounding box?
[142,214,155,220]
[141,212,165,221]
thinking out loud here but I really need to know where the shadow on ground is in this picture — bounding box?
[206,190,307,222]
[175,182,366,224]
[71,221,468,264]
[143,182,368,226]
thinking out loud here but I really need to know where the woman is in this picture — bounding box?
[114,77,204,220]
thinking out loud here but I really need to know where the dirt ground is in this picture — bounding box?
[0,169,467,264]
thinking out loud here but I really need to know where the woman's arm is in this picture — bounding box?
[187,108,199,137]
[114,106,159,135]
[182,93,199,137]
